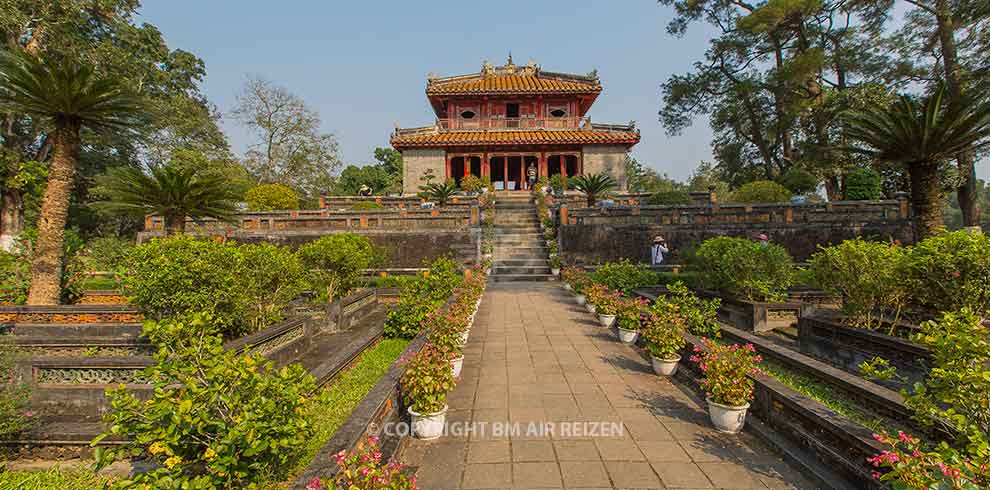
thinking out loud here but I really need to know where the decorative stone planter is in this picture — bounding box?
[706,398,750,434]
[616,327,638,344]
[575,294,586,305]
[650,355,680,376]
[598,314,615,327]
[551,268,560,276]
[450,356,464,378]
[585,303,597,314]
[409,405,448,439]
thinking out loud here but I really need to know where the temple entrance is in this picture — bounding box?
[548,155,579,179]
[450,156,481,187]
[489,155,538,191]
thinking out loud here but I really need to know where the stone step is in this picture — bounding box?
[496,253,550,261]
[496,224,541,230]
[494,266,552,275]
[495,259,551,266]
[490,274,557,282]
[496,245,547,254]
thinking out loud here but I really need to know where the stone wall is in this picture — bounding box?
[581,145,628,190]
[218,229,480,268]
[558,199,913,263]
[401,148,445,195]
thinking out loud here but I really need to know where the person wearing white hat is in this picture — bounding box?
[651,235,669,265]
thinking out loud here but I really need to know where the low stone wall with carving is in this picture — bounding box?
[319,195,478,211]
[558,197,913,262]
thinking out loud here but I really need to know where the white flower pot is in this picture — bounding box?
[585,303,597,314]
[650,355,680,376]
[460,330,469,345]
[563,283,572,291]
[706,398,750,434]
[551,268,560,276]
[450,356,464,378]
[575,294,586,305]
[409,405,448,439]
[598,314,614,327]
[617,327,639,344]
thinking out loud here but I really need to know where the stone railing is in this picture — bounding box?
[319,195,479,211]
[141,206,480,235]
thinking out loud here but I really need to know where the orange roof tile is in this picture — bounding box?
[427,73,601,96]
[391,129,639,148]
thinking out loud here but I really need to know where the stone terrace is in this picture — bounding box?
[400,283,816,489]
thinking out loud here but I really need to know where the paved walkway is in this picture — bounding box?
[401,283,815,490]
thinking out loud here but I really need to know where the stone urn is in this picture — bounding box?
[706,398,750,434]
[575,294,586,305]
[450,356,464,378]
[616,327,638,344]
[650,355,680,376]
[551,268,561,276]
[409,405,448,439]
[585,303,597,314]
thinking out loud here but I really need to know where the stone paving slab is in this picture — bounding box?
[401,282,819,490]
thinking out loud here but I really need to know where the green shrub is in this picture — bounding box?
[124,236,247,335]
[843,168,882,200]
[549,174,569,192]
[384,257,462,339]
[81,237,134,274]
[808,238,908,329]
[731,180,792,203]
[591,259,659,294]
[902,230,990,316]
[460,174,483,193]
[692,236,794,301]
[647,190,692,205]
[95,314,316,489]
[244,183,300,211]
[351,201,385,210]
[666,281,721,337]
[238,243,307,332]
[296,234,377,302]
[776,168,818,195]
[0,229,87,305]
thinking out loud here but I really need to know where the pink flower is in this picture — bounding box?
[360,467,372,476]
[306,477,323,490]
[23,410,33,418]
[368,435,380,446]
[871,471,882,480]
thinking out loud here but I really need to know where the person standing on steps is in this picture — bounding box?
[526,162,537,190]
[651,235,669,265]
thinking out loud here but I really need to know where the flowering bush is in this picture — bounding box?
[691,339,762,407]
[666,281,721,338]
[585,283,621,315]
[562,267,591,293]
[591,259,659,294]
[425,312,463,361]
[384,257,464,339]
[867,431,988,490]
[808,238,908,329]
[615,297,648,331]
[94,314,316,488]
[861,309,989,488]
[305,436,418,490]
[401,348,455,414]
[641,304,687,359]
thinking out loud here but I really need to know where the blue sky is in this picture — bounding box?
[138,1,984,182]
[138,1,718,181]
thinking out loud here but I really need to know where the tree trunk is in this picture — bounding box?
[0,190,24,251]
[907,162,944,240]
[27,122,80,305]
[164,214,186,235]
[933,0,978,225]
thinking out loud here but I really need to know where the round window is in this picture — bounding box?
[460,110,476,119]
[549,109,567,117]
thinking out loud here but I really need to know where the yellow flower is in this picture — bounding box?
[164,456,182,469]
[149,441,167,456]
[203,447,217,461]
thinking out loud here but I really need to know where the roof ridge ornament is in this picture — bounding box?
[481,60,494,77]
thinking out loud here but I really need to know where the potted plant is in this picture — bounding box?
[590,284,619,326]
[615,297,647,343]
[690,339,763,434]
[547,241,559,258]
[641,304,687,376]
[584,283,609,314]
[461,174,483,196]
[549,255,562,276]
[401,348,455,439]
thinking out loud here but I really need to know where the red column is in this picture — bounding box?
[539,151,547,180]
[445,155,452,181]
[502,157,508,190]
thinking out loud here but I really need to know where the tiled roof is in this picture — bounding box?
[427,74,601,96]
[426,58,601,96]
[391,128,639,148]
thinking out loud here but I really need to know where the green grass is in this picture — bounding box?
[272,337,410,488]
[759,358,892,434]
[79,277,121,291]
[0,466,116,490]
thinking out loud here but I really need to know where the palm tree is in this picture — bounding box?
[0,50,142,304]
[422,179,459,207]
[571,173,617,207]
[93,165,240,235]
[844,86,990,239]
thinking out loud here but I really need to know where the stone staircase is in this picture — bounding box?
[491,193,555,282]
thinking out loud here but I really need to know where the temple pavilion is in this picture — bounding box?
[391,57,640,194]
